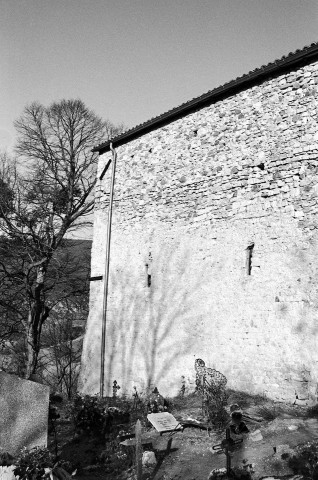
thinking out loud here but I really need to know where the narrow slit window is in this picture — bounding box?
[246,243,254,275]
[145,263,151,287]
[146,251,152,287]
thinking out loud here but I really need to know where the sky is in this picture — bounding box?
[1,0,318,153]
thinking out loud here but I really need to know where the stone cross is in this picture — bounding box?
[112,380,121,397]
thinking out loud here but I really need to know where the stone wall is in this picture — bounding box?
[79,58,318,403]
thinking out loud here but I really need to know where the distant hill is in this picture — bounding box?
[57,238,92,277]
[0,237,92,325]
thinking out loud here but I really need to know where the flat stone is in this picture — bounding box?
[249,429,263,442]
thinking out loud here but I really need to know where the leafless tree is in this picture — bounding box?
[0,99,122,379]
[39,301,86,398]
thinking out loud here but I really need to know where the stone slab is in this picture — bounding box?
[147,412,183,433]
[0,372,50,454]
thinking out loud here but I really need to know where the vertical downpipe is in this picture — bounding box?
[100,143,117,397]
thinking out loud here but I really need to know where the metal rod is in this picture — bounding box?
[100,143,117,397]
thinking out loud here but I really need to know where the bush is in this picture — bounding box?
[255,405,279,421]
[69,394,130,439]
[288,440,318,478]
[13,446,53,480]
[0,450,14,466]
[306,404,318,418]
[71,394,108,436]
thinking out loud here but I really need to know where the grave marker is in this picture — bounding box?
[135,420,142,480]
[0,372,50,454]
[147,412,183,434]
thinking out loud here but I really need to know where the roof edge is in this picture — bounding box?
[94,42,318,154]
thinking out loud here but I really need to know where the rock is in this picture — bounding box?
[208,467,227,479]
[249,429,263,441]
[258,151,266,161]
[142,451,156,467]
[288,425,298,431]
[275,444,295,456]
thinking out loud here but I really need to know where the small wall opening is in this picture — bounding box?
[246,243,255,275]
[145,264,151,287]
[146,251,152,287]
[258,163,265,170]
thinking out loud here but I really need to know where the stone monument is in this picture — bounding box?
[0,372,50,454]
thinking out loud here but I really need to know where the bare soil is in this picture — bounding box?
[48,391,318,480]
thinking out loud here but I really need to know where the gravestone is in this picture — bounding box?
[0,372,50,454]
[147,412,183,434]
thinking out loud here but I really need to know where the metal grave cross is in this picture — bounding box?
[212,427,243,476]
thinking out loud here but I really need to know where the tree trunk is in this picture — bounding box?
[25,266,50,380]
[25,323,39,379]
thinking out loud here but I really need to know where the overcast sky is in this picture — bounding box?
[1,0,318,152]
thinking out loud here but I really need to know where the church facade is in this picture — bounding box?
[79,43,318,403]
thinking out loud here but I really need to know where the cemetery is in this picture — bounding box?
[3,40,318,480]
[1,360,318,480]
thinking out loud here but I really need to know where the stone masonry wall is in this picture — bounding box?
[79,59,318,403]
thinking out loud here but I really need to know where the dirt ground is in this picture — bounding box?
[49,391,318,480]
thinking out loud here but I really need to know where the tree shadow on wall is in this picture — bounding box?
[105,244,204,394]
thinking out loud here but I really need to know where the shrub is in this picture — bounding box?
[255,405,279,421]
[71,394,107,436]
[70,394,130,439]
[306,404,318,418]
[13,446,53,480]
[288,440,318,478]
[0,451,14,466]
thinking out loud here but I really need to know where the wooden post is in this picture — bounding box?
[135,420,142,480]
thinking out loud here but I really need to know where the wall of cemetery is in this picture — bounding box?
[80,58,318,403]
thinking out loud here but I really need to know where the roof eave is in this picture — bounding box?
[93,42,318,155]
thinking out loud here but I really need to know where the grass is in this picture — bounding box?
[254,405,280,421]
[227,389,267,409]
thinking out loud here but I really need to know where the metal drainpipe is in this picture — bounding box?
[100,142,117,397]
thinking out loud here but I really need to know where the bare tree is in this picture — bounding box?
[39,301,86,398]
[0,99,122,379]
